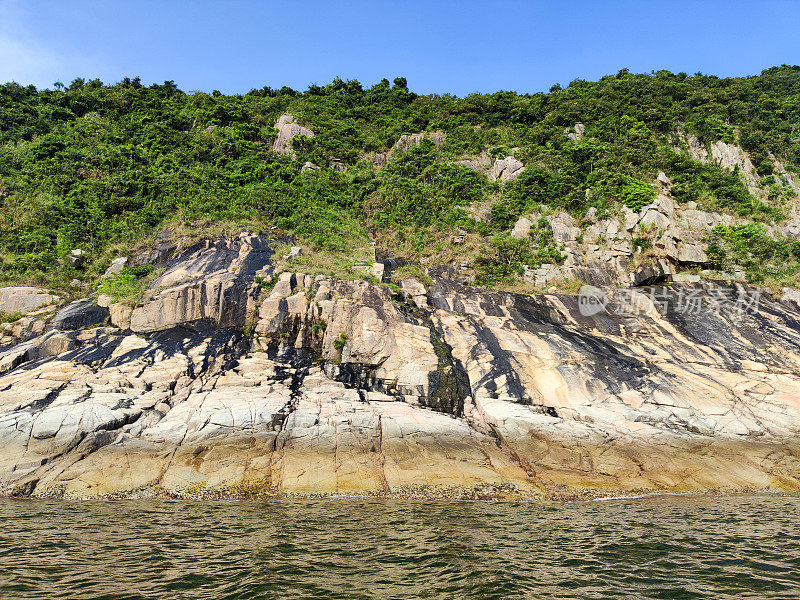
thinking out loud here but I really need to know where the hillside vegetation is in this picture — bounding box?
[1,67,799,289]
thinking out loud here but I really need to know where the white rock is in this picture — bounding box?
[511,217,532,239]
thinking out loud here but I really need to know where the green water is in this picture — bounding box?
[1,496,798,599]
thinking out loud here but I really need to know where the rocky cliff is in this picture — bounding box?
[2,229,800,500]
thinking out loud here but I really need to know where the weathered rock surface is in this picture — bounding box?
[2,242,800,499]
[127,233,271,333]
[50,300,109,331]
[0,287,60,314]
[391,131,445,154]
[272,114,315,155]
[488,156,525,182]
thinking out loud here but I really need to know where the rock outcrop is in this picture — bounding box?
[0,287,60,314]
[50,300,109,331]
[391,131,445,154]
[127,233,271,333]
[488,156,525,182]
[2,235,800,500]
[272,114,315,155]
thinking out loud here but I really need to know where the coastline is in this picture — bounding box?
[8,481,800,503]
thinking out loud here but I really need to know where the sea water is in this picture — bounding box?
[1,495,799,599]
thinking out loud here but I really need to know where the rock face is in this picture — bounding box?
[488,156,525,182]
[682,133,765,198]
[2,236,800,500]
[49,300,109,331]
[391,131,445,154]
[128,233,271,333]
[0,287,60,314]
[272,114,315,155]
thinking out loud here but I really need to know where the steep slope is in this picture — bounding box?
[1,233,800,499]
[2,68,800,498]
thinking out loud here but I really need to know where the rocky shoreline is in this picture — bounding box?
[1,230,800,500]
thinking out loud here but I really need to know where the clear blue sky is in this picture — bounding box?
[1,0,799,95]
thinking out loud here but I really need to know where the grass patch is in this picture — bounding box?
[97,266,154,306]
[391,263,432,285]
[0,310,23,323]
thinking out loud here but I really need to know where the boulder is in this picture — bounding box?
[638,194,675,232]
[401,278,428,309]
[49,300,109,331]
[488,156,525,182]
[0,287,60,314]
[284,246,302,260]
[549,214,581,243]
[621,206,639,232]
[639,210,670,231]
[630,259,673,286]
[510,217,532,239]
[69,249,86,267]
[272,114,315,155]
[103,257,128,278]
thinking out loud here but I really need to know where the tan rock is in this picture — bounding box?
[272,114,314,155]
[0,287,60,314]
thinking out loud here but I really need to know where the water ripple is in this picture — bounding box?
[0,496,799,599]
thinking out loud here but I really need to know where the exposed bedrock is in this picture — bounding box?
[1,236,800,499]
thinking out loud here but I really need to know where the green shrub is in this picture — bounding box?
[618,175,656,211]
[705,223,796,282]
[475,232,532,285]
[632,224,655,252]
[98,268,150,305]
[0,68,799,290]
[333,333,349,351]
[0,310,23,323]
[254,274,279,292]
[392,263,432,285]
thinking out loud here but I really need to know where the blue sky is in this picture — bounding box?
[1,0,799,95]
